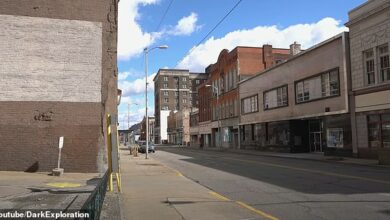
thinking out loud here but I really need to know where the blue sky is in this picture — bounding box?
[117,0,366,129]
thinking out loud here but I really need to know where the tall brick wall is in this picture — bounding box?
[0,0,118,173]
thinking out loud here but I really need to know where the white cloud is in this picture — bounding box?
[118,69,144,81]
[119,73,157,97]
[177,17,347,72]
[168,12,200,36]
[118,0,161,60]
[118,71,131,80]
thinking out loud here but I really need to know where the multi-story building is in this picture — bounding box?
[206,45,293,148]
[140,116,155,143]
[0,0,119,172]
[153,69,207,143]
[167,108,190,145]
[346,0,390,160]
[239,32,352,155]
[196,80,213,148]
[189,109,200,147]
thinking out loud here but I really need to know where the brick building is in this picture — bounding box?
[205,45,292,148]
[346,0,390,159]
[0,0,119,172]
[153,69,207,144]
[239,33,352,155]
[140,116,155,143]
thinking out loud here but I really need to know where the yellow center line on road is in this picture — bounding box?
[171,149,390,186]
[209,191,279,220]
[236,201,280,220]
[208,191,231,201]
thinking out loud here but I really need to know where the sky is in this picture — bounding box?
[117,0,367,130]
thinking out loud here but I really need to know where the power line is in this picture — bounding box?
[195,0,243,47]
[155,0,174,32]
[176,0,244,67]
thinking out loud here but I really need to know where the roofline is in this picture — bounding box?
[154,68,190,81]
[345,0,390,26]
[239,32,347,85]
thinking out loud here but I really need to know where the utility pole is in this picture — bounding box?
[144,45,168,159]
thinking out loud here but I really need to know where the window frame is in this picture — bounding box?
[378,44,390,83]
[263,84,289,110]
[241,94,259,115]
[294,67,340,105]
[363,48,376,85]
[367,113,390,149]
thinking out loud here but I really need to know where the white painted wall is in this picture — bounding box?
[160,110,170,141]
[0,15,102,102]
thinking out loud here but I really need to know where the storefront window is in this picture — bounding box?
[327,128,343,148]
[382,114,390,148]
[367,114,390,148]
[268,122,289,146]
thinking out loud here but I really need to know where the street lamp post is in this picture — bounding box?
[144,45,168,159]
[206,84,221,149]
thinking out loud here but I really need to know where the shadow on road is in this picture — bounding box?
[157,146,390,195]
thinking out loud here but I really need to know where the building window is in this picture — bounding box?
[182,77,187,81]
[264,86,288,110]
[368,114,390,148]
[163,83,168,88]
[183,99,187,103]
[183,91,187,96]
[196,80,200,84]
[182,84,187,89]
[378,44,390,82]
[327,128,344,148]
[163,91,169,96]
[241,95,258,114]
[175,91,179,96]
[164,98,169,103]
[163,76,169,81]
[364,49,375,85]
[296,68,339,103]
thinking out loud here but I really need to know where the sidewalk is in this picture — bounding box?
[119,148,266,220]
[0,171,102,210]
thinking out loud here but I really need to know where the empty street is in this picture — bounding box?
[152,146,390,220]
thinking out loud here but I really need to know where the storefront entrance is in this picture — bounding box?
[309,120,323,152]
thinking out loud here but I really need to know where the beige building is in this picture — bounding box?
[239,32,352,155]
[346,0,390,158]
[153,69,207,144]
[167,109,191,145]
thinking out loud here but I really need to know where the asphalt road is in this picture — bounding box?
[151,146,390,220]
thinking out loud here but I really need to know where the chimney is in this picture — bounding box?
[290,41,301,56]
[262,44,274,69]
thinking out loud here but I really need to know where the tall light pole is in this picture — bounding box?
[144,45,168,159]
[206,84,221,149]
